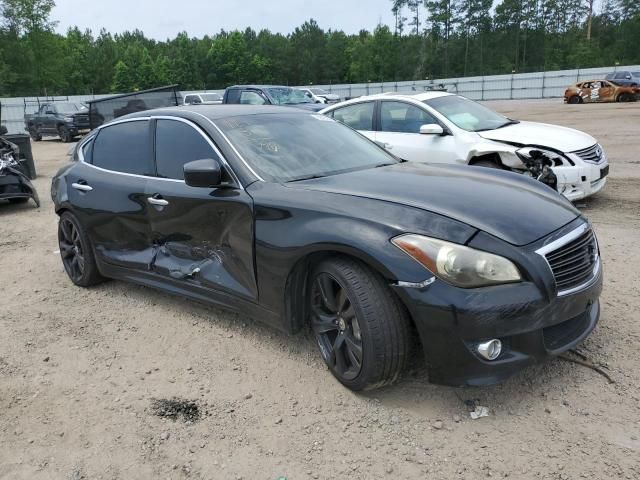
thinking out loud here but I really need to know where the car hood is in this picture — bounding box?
[291,103,327,112]
[477,120,596,153]
[290,162,579,246]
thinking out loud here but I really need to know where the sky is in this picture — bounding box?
[52,0,397,40]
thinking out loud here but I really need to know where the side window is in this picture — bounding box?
[225,89,241,104]
[184,95,195,104]
[381,101,438,134]
[240,91,267,105]
[615,72,626,79]
[81,138,94,163]
[92,120,153,175]
[332,102,374,130]
[155,119,219,180]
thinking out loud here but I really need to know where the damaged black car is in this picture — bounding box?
[51,106,602,390]
[0,134,39,207]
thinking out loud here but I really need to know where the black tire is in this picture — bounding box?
[309,256,411,391]
[8,197,29,204]
[567,95,581,104]
[58,211,105,287]
[58,125,74,143]
[29,128,42,141]
[618,93,634,102]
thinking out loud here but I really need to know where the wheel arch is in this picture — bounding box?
[284,247,412,334]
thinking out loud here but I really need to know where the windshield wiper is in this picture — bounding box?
[288,173,328,182]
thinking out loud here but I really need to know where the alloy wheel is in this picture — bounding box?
[310,273,363,381]
[58,217,85,282]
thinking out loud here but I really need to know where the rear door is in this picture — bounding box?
[71,119,156,270]
[145,117,258,301]
[327,101,376,142]
[598,81,616,102]
[375,100,457,163]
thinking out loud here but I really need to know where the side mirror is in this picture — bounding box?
[420,124,444,135]
[184,158,223,188]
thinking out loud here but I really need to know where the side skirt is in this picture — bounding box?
[97,260,284,331]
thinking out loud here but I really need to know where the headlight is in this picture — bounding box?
[392,234,522,288]
[64,116,74,123]
[516,147,568,167]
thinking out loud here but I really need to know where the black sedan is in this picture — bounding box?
[51,106,602,390]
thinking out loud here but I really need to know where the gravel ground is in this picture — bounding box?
[1,100,639,480]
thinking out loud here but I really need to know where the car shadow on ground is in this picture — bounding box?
[82,275,609,417]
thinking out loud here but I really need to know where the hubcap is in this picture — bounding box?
[310,273,363,381]
[58,218,85,282]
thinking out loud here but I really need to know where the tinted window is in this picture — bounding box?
[240,91,267,105]
[81,138,94,163]
[155,119,218,180]
[92,120,153,175]
[225,89,241,103]
[615,72,626,79]
[332,102,374,130]
[381,101,438,133]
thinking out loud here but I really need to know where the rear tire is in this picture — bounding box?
[58,212,105,287]
[617,93,634,102]
[29,128,42,141]
[567,95,581,104]
[309,257,411,391]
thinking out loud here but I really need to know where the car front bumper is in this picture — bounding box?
[553,161,609,201]
[392,250,603,387]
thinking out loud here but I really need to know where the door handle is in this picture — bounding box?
[147,196,169,207]
[72,182,93,192]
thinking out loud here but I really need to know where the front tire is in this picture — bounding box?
[309,257,411,391]
[567,95,582,104]
[58,125,74,143]
[58,212,104,287]
[29,128,42,141]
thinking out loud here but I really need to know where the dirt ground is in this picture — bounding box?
[1,100,639,480]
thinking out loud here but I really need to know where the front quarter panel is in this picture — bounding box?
[248,182,478,329]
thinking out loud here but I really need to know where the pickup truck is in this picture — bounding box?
[222,85,326,112]
[24,102,90,143]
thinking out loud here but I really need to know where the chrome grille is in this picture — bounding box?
[571,144,604,164]
[541,227,599,295]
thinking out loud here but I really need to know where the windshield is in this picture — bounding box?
[424,95,511,132]
[311,88,328,95]
[57,103,87,114]
[201,93,221,102]
[215,113,398,182]
[266,87,313,105]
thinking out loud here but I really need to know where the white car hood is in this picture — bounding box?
[478,121,596,153]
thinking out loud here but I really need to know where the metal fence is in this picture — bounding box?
[1,64,638,134]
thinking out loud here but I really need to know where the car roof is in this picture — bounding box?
[121,105,310,122]
[321,91,452,110]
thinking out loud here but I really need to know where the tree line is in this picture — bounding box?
[0,0,638,97]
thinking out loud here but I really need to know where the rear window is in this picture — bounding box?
[92,120,153,175]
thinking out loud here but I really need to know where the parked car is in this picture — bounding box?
[53,105,602,390]
[298,87,341,104]
[605,70,640,87]
[183,92,223,105]
[321,92,609,201]
[564,80,639,104]
[24,102,90,143]
[222,85,326,112]
[0,135,39,207]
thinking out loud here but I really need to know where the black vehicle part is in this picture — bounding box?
[0,137,39,207]
[58,211,105,287]
[1,133,36,179]
[518,149,558,191]
[310,256,411,391]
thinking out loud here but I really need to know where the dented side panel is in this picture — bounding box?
[145,179,258,302]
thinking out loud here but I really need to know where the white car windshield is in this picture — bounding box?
[424,95,515,132]
[266,87,314,105]
[215,113,397,182]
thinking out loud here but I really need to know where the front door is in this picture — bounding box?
[72,119,156,270]
[375,100,457,164]
[145,118,258,301]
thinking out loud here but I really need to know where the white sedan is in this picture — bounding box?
[320,92,609,201]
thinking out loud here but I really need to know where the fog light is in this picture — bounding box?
[477,339,502,361]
